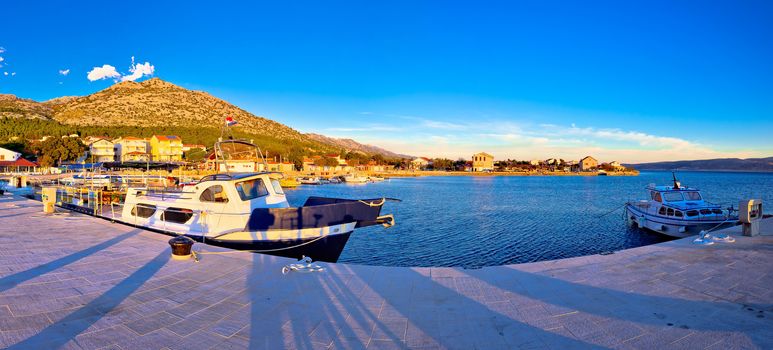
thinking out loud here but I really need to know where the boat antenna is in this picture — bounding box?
[672,171,681,189]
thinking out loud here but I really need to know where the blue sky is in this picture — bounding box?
[1,0,771,162]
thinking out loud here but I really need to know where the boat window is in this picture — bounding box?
[684,191,702,200]
[674,210,684,218]
[686,210,698,217]
[270,179,284,195]
[650,191,663,202]
[161,207,193,224]
[235,178,269,201]
[700,209,712,215]
[663,192,684,202]
[658,207,666,215]
[711,209,723,214]
[200,185,229,203]
[667,208,674,216]
[131,204,156,218]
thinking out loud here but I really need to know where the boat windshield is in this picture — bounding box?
[217,141,259,161]
[684,191,702,200]
[235,178,269,201]
[270,179,284,195]
[663,192,684,202]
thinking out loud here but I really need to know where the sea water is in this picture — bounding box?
[285,171,773,267]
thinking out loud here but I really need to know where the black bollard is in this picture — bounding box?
[168,236,195,260]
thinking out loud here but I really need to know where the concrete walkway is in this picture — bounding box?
[0,195,771,349]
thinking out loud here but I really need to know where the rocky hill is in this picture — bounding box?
[0,94,54,120]
[49,78,305,141]
[305,133,410,158]
[626,157,773,172]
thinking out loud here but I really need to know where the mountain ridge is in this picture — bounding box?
[626,157,773,172]
[305,133,411,158]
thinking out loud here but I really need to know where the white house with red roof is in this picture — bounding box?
[0,147,38,173]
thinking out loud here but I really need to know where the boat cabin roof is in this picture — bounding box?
[647,184,700,192]
[198,172,283,183]
[645,184,720,210]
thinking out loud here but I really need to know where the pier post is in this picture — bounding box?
[740,199,763,237]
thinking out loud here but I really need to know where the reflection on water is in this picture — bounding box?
[289,171,772,267]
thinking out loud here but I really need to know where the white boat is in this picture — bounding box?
[327,177,342,184]
[368,176,386,182]
[342,174,370,183]
[625,174,737,238]
[298,176,322,185]
[110,140,397,262]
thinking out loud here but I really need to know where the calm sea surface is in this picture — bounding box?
[285,171,773,267]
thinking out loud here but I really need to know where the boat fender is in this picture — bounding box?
[678,226,686,233]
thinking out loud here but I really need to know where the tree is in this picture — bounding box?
[324,157,340,167]
[184,148,207,163]
[33,137,86,167]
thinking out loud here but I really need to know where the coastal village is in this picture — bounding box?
[0,134,635,177]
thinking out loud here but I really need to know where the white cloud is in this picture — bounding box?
[562,125,695,149]
[3,72,7,76]
[87,64,120,81]
[59,69,70,76]
[10,72,15,76]
[0,47,4,54]
[0,57,4,62]
[120,56,154,82]
[86,57,155,82]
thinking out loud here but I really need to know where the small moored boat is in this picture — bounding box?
[298,176,322,185]
[625,173,737,238]
[342,174,370,183]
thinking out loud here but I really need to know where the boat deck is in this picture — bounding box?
[1,194,771,349]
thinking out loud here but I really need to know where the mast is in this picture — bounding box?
[672,171,681,189]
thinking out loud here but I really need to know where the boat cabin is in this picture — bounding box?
[645,184,724,220]
[122,172,290,234]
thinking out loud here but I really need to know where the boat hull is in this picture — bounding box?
[625,204,736,238]
[205,231,353,262]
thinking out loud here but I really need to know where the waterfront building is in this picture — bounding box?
[150,135,183,162]
[357,161,387,173]
[302,155,353,175]
[0,147,39,173]
[411,157,431,170]
[579,156,598,171]
[205,152,263,172]
[113,137,150,162]
[472,152,494,172]
[88,139,116,163]
[529,159,542,166]
[610,160,624,170]
[266,160,295,173]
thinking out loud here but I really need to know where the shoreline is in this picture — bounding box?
[372,170,640,178]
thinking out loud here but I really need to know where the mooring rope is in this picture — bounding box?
[597,203,627,218]
[358,197,385,207]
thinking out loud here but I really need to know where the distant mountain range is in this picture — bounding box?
[626,157,773,172]
[0,78,407,158]
[305,133,411,158]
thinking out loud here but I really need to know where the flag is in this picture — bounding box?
[225,116,238,126]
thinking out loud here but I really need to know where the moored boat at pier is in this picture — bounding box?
[625,174,737,238]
